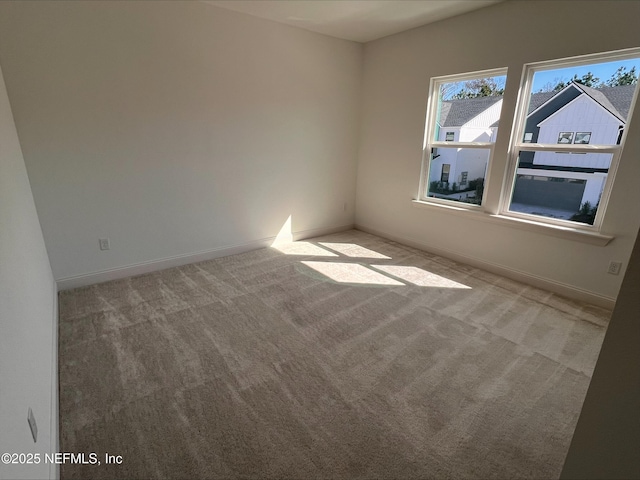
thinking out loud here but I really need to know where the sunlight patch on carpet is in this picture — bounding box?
[302,261,404,285]
[319,242,391,259]
[371,265,471,289]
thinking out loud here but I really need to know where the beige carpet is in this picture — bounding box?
[58,229,609,479]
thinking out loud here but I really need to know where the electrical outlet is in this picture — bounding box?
[99,238,110,251]
[27,408,37,443]
[607,261,622,275]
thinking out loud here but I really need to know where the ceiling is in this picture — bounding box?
[204,0,503,43]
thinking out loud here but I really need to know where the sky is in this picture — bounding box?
[441,57,639,100]
[531,58,640,91]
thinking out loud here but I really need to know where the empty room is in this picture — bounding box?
[1,1,639,479]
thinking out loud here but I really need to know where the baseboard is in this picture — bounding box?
[355,223,616,310]
[49,280,60,480]
[56,223,354,291]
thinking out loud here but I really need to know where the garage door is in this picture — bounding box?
[512,176,586,211]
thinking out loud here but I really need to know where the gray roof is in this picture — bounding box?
[527,91,557,113]
[582,84,635,121]
[574,84,626,121]
[439,83,636,127]
[439,95,502,127]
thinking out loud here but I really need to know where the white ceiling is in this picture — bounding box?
[204,0,503,43]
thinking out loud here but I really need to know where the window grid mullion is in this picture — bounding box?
[431,141,495,149]
[514,143,621,154]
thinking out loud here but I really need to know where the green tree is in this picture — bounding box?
[550,72,601,91]
[451,78,505,99]
[606,66,638,86]
[570,201,598,225]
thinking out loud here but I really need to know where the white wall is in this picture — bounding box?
[0,63,58,479]
[0,1,362,286]
[561,226,640,479]
[356,0,640,303]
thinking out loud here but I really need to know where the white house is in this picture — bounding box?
[513,83,633,216]
[430,82,635,215]
[429,95,501,194]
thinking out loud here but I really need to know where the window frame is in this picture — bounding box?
[499,48,640,232]
[418,67,508,209]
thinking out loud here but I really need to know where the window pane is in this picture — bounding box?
[522,58,640,145]
[426,147,489,205]
[508,150,613,224]
[434,75,506,143]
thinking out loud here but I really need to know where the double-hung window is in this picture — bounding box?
[418,48,640,238]
[502,50,640,229]
[419,68,507,207]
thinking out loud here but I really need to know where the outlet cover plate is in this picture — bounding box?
[608,261,622,275]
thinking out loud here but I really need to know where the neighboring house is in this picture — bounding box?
[514,83,634,214]
[430,82,635,215]
[430,95,501,193]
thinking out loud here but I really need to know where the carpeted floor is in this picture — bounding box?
[58,229,609,479]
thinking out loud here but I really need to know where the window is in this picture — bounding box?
[503,49,640,228]
[417,48,640,238]
[557,132,574,144]
[420,68,507,206]
[441,164,450,182]
[575,132,591,144]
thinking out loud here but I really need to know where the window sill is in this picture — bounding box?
[411,199,614,246]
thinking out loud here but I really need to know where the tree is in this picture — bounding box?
[544,72,601,92]
[537,77,564,93]
[537,66,639,93]
[440,82,460,100]
[449,77,505,99]
[570,201,598,225]
[574,71,600,87]
[606,66,638,86]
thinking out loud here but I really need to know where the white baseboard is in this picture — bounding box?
[56,224,354,291]
[355,223,616,310]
